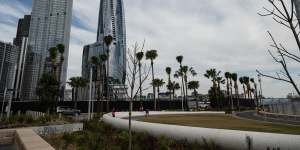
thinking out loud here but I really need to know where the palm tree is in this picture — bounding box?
[68,77,88,109]
[176,55,186,109]
[56,44,65,101]
[250,78,258,109]
[231,73,239,110]
[216,76,225,109]
[48,47,58,78]
[188,81,200,111]
[146,50,158,110]
[136,52,144,106]
[152,78,165,110]
[56,44,65,80]
[181,66,197,110]
[224,72,230,99]
[243,76,251,99]
[204,68,221,109]
[229,73,234,110]
[103,35,113,101]
[165,67,172,100]
[173,82,181,98]
[239,77,246,99]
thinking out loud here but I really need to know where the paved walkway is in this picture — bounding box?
[235,111,300,126]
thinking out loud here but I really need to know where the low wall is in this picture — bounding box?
[0,129,55,150]
[103,111,300,150]
[31,123,83,136]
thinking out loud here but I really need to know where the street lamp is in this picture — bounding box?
[257,74,263,111]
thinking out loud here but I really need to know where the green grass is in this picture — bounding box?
[137,114,300,135]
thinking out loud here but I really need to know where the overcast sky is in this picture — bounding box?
[0,0,299,97]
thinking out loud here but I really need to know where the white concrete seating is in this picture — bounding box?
[103,111,300,150]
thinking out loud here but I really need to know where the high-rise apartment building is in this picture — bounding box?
[83,0,126,84]
[0,41,18,101]
[12,15,31,100]
[13,15,31,47]
[21,0,73,101]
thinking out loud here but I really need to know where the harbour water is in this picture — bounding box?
[262,98,300,115]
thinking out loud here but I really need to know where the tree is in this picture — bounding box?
[146,50,158,110]
[229,73,234,110]
[224,72,230,98]
[152,78,165,110]
[68,77,88,109]
[165,67,172,101]
[36,73,59,111]
[239,77,246,99]
[48,47,58,78]
[167,81,180,99]
[231,73,239,110]
[243,76,251,99]
[136,51,144,107]
[180,66,197,110]
[257,0,300,95]
[126,42,150,150]
[250,78,258,109]
[225,72,231,109]
[56,44,65,101]
[91,54,107,115]
[176,55,186,109]
[188,81,200,111]
[204,68,221,110]
[216,76,225,108]
[173,82,181,98]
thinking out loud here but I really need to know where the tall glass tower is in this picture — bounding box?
[21,0,73,101]
[96,0,126,83]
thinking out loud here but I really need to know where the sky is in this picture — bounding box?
[0,0,299,98]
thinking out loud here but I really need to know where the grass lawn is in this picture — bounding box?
[137,114,300,135]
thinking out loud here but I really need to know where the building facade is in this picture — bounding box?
[12,15,31,100]
[0,41,18,101]
[21,0,73,101]
[83,0,126,84]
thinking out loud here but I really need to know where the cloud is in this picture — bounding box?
[0,0,299,97]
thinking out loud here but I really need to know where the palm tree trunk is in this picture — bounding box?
[243,85,246,99]
[181,77,185,110]
[230,80,233,111]
[139,63,142,108]
[226,79,230,109]
[213,82,219,110]
[151,62,156,111]
[168,75,171,101]
[74,88,78,109]
[184,76,188,111]
[157,87,160,111]
[194,89,198,111]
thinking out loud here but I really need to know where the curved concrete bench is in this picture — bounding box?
[103,111,300,150]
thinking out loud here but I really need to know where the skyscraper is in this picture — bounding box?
[0,41,18,101]
[13,15,31,100]
[21,0,73,101]
[13,15,31,47]
[83,0,126,84]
